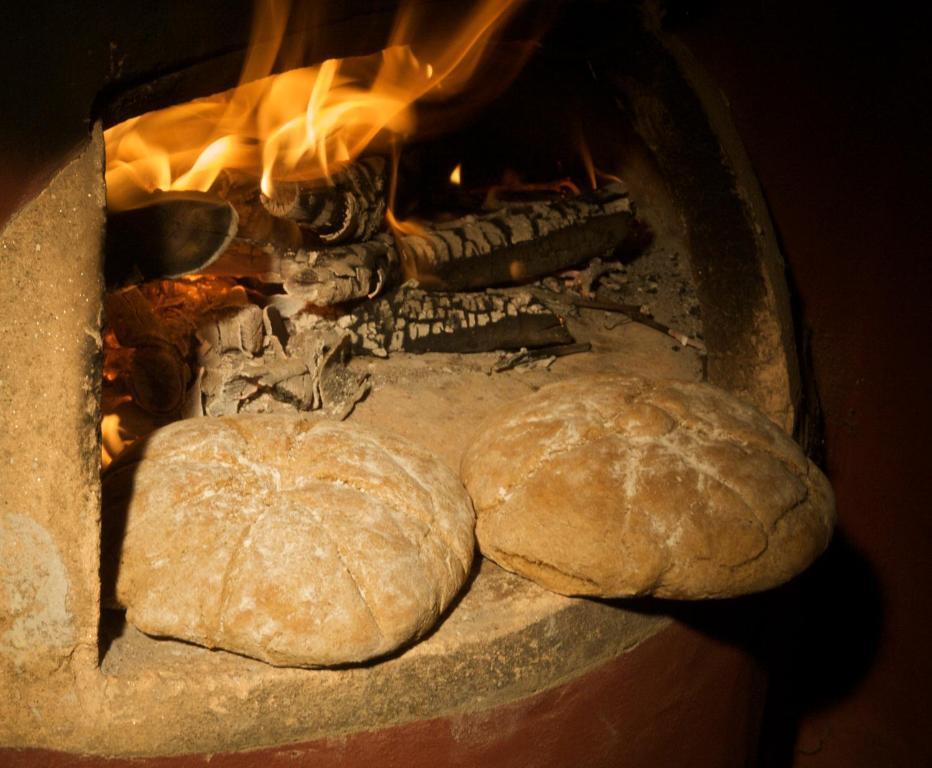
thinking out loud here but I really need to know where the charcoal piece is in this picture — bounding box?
[105,287,168,348]
[491,342,592,373]
[318,334,371,418]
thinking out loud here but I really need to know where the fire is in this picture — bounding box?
[104,0,522,211]
[449,163,463,185]
[100,412,129,468]
[578,132,623,189]
[578,133,597,191]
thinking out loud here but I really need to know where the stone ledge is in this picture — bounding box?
[5,561,667,756]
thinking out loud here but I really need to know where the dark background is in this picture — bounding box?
[673,1,932,764]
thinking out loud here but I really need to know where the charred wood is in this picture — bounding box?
[570,296,707,352]
[282,237,396,305]
[347,286,574,356]
[127,345,190,414]
[396,183,633,291]
[197,303,265,357]
[105,286,170,349]
[201,234,397,306]
[105,191,238,284]
[260,156,387,244]
[213,171,305,250]
[491,341,592,373]
[197,239,285,283]
[197,314,368,419]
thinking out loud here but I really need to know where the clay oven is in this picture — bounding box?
[1,0,821,761]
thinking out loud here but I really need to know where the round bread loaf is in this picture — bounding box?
[102,414,475,667]
[461,374,834,598]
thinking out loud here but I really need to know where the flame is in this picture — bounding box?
[384,139,429,279]
[578,133,597,191]
[449,163,463,185]
[100,412,129,468]
[105,0,521,211]
[578,131,623,188]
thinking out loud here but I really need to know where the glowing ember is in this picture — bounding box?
[104,0,521,211]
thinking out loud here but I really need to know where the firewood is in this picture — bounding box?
[260,156,387,244]
[201,234,398,306]
[105,191,239,284]
[396,183,633,291]
[202,183,631,303]
[196,303,265,357]
[213,173,305,251]
[346,286,574,356]
[282,237,396,305]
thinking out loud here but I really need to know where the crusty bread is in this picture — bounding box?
[461,374,834,598]
[102,414,475,667]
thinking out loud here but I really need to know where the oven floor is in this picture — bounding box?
[94,306,700,754]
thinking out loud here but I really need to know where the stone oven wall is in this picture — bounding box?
[0,132,105,680]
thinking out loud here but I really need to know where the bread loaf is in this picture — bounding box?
[461,374,834,598]
[103,414,475,667]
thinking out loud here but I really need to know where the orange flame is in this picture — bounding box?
[578,132,597,191]
[578,131,623,189]
[105,0,521,211]
[100,412,129,468]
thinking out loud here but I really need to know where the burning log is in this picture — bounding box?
[346,286,574,356]
[105,192,238,284]
[282,237,397,306]
[200,182,633,306]
[213,171,306,251]
[201,235,398,307]
[397,183,633,291]
[260,156,388,245]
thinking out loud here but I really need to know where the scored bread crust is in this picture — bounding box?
[461,374,834,598]
[103,414,475,667]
